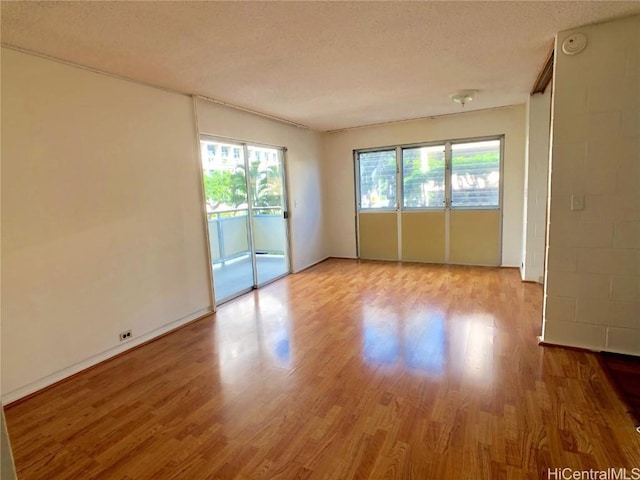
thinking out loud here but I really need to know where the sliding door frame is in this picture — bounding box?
[199,134,292,304]
[251,145,292,288]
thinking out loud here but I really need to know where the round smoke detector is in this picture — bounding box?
[562,33,588,56]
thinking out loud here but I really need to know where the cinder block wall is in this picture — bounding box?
[543,15,640,354]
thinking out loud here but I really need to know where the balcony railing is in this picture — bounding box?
[207,207,286,264]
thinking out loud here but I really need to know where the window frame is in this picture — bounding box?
[355,135,504,213]
[355,147,399,212]
[401,141,447,211]
[449,136,503,211]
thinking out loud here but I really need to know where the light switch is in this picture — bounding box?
[571,194,585,211]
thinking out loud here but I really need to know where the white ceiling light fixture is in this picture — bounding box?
[449,89,478,107]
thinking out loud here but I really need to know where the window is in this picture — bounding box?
[357,150,397,209]
[402,145,445,208]
[451,140,500,208]
[356,136,502,211]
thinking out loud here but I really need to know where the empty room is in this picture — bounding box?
[1,1,639,479]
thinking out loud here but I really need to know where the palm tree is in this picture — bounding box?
[248,161,282,209]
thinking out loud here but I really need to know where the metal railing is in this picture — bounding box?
[207,207,285,264]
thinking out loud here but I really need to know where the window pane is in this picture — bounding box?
[358,150,397,209]
[200,140,248,213]
[247,146,283,211]
[451,140,500,208]
[402,145,445,208]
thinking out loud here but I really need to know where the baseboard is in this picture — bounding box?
[2,307,213,406]
[332,257,519,267]
[599,346,640,357]
[292,256,330,273]
[521,271,544,284]
[537,336,601,353]
[292,256,363,273]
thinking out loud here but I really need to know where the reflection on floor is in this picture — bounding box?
[363,308,447,373]
[6,259,640,479]
[213,253,288,302]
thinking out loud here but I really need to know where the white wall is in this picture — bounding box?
[542,16,640,354]
[0,120,15,477]
[521,90,552,282]
[1,49,212,402]
[1,49,327,401]
[196,98,326,272]
[323,106,527,266]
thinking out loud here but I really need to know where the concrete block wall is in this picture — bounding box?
[542,15,640,354]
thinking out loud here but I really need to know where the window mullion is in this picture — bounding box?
[396,146,402,211]
[444,141,452,210]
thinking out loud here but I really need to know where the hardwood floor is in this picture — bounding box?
[599,353,640,428]
[5,259,640,479]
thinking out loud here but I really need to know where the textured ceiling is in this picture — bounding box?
[2,1,640,131]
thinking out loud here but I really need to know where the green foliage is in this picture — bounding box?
[359,145,500,209]
[451,152,499,173]
[402,149,445,208]
[202,169,247,211]
[359,151,397,207]
[203,163,283,215]
[248,162,282,210]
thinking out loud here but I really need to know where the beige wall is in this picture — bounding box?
[323,106,527,266]
[542,16,640,354]
[1,49,328,402]
[196,98,326,272]
[1,49,213,401]
[522,90,552,282]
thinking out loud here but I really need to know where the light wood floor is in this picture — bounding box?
[5,259,640,479]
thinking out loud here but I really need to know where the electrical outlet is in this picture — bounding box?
[571,194,585,211]
[119,330,132,341]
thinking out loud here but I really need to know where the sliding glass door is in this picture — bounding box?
[201,138,290,304]
[247,146,289,285]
